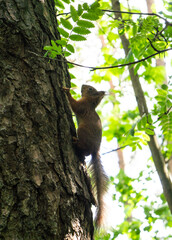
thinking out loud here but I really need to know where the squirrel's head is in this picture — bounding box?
[81,85,105,98]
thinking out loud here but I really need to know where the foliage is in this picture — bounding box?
[94,169,172,240]
[109,170,172,240]
[103,107,154,151]
[153,83,172,159]
[45,0,172,239]
[44,1,103,58]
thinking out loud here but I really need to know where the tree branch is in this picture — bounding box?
[57,9,172,25]
[102,144,129,155]
[147,38,161,53]
[28,50,93,69]
[56,12,70,17]
[157,106,172,121]
[102,9,170,23]
[91,48,172,71]
[28,47,172,71]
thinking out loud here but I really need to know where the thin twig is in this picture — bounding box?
[28,50,93,69]
[56,12,70,17]
[28,48,172,71]
[101,9,168,22]
[147,38,161,53]
[91,48,172,71]
[102,144,129,155]
[157,106,172,121]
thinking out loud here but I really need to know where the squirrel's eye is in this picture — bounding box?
[89,87,93,91]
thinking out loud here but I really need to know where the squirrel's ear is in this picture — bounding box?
[81,85,85,94]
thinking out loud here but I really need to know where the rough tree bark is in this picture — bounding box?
[0,0,94,239]
[111,0,172,213]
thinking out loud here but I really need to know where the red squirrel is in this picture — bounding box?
[63,84,108,227]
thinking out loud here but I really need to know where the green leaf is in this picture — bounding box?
[129,124,136,136]
[82,12,99,21]
[67,63,74,69]
[161,84,168,90]
[61,0,70,3]
[60,18,73,30]
[90,1,100,9]
[64,51,71,57]
[166,99,172,107]
[147,114,153,124]
[71,82,77,87]
[73,27,91,35]
[141,115,147,128]
[77,20,95,28]
[146,124,155,130]
[77,4,83,16]
[137,142,142,150]
[69,72,76,79]
[132,144,137,151]
[145,129,154,135]
[154,206,168,216]
[83,3,89,10]
[56,39,67,46]
[55,0,65,9]
[142,133,150,141]
[44,46,53,51]
[134,63,141,75]
[168,94,172,99]
[51,40,62,52]
[70,5,78,22]
[66,44,75,53]
[140,138,147,145]
[108,32,119,42]
[44,51,49,57]
[133,23,137,36]
[57,27,69,38]
[69,34,87,41]
[156,88,167,96]
[137,120,142,131]
[155,95,166,102]
[157,101,166,107]
[144,225,152,232]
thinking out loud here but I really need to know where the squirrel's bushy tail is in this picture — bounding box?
[90,152,108,227]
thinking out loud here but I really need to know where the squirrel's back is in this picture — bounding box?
[64,84,108,227]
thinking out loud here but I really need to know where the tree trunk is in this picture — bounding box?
[146,0,154,13]
[111,0,172,213]
[0,1,94,239]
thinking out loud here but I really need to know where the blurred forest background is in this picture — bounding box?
[46,0,172,239]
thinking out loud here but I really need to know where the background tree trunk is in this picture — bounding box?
[0,0,94,239]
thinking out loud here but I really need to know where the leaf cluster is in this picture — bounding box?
[152,83,172,159]
[103,106,154,152]
[108,170,172,240]
[44,2,103,59]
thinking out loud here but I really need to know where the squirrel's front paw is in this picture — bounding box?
[63,87,70,93]
[72,136,79,144]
